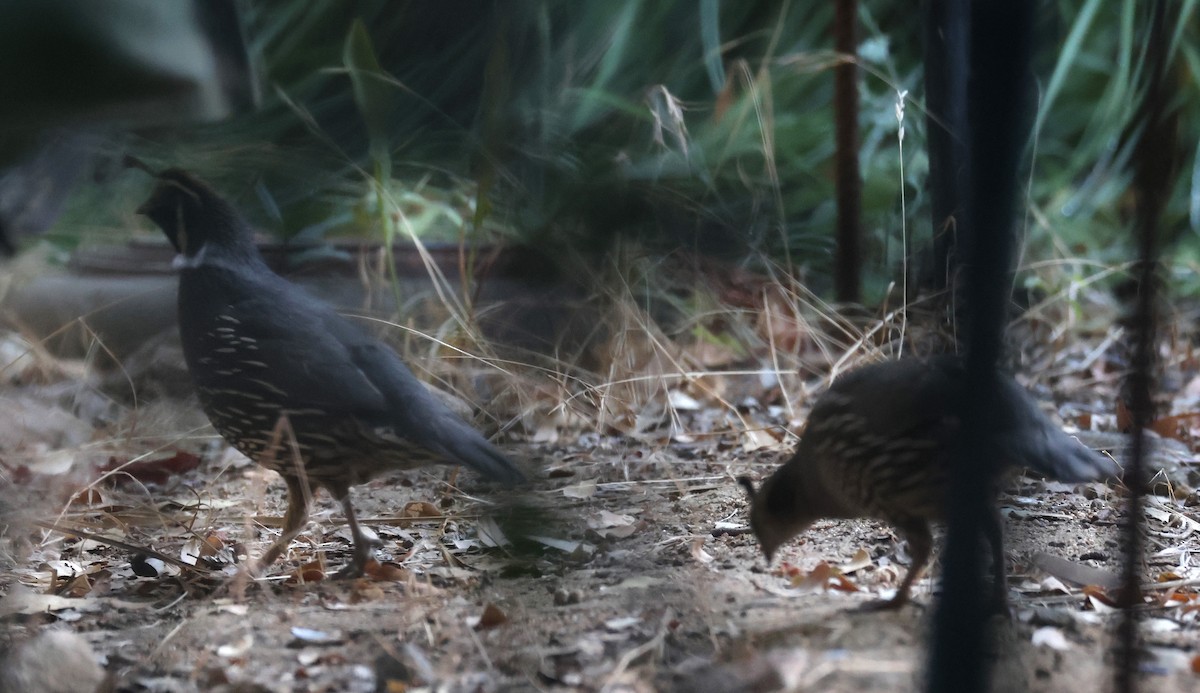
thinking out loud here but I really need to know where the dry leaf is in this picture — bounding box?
[777,562,803,580]
[562,480,598,499]
[181,534,230,566]
[1145,618,1180,634]
[41,560,85,579]
[24,450,76,476]
[604,616,641,632]
[589,510,636,528]
[285,560,326,585]
[1083,585,1120,612]
[741,428,782,452]
[401,501,441,518]
[1116,399,1132,432]
[70,488,104,506]
[290,627,342,645]
[216,633,254,658]
[199,533,226,558]
[532,423,559,444]
[1161,592,1192,607]
[668,390,702,411]
[364,561,410,582]
[1038,576,1071,594]
[1031,627,1072,651]
[476,603,508,630]
[476,516,510,547]
[350,582,386,604]
[792,562,832,590]
[527,535,596,556]
[100,451,201,486]
[60,573,94,598]
[587,511,638,539]
[839,548,872,574]
[0,590,115,617]
[828,571,859,593]
[1148,412,1200,443]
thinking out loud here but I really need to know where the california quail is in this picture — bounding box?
[738,355,1117,610]
[139,169,524,578]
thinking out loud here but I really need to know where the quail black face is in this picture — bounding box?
[138,169,253,264]
[738,475,814,564]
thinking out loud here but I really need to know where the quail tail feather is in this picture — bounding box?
[436,433,525,486]
[1000,419,1118,483]
[996,379,1119,483]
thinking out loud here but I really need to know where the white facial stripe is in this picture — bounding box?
[172,244,209,269]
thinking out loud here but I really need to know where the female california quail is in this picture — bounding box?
[738,355,1117,610]
[139,169,524,578]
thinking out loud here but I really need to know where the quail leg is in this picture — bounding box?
[859,520,933,611]
[256,475,312,571]
[982,504,1011,614]
[333,486,382,579]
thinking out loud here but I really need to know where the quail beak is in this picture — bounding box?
[761,541,778,565]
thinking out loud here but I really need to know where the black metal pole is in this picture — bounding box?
[1116,2,1173,691]
[928,2,1034,691]
[921,0,967,292]
[833,0,862,304]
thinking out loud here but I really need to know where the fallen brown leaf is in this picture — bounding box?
[100,451,202,486]
[1148,412,1200,444]
[364,561,410,582]
[401,501,441,518]
[285,560,326,585]
[476,603,508,630]
[350,582,386,604]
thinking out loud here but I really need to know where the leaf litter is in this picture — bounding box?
[2,321,1200,691]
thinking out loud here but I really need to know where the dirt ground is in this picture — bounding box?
[2,337,1200,692]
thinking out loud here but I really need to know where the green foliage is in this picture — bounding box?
[70,0,1197,299]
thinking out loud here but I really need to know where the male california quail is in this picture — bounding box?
[738,355,1117,610]
[139,169,524,577]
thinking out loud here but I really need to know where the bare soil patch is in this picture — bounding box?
[2,327,1199,692]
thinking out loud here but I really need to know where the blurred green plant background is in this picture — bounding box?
[52,0,1200,303]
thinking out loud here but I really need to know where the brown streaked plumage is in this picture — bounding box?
[739,356,1116,610]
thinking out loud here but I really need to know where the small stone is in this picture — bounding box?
[553,588,581,606]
